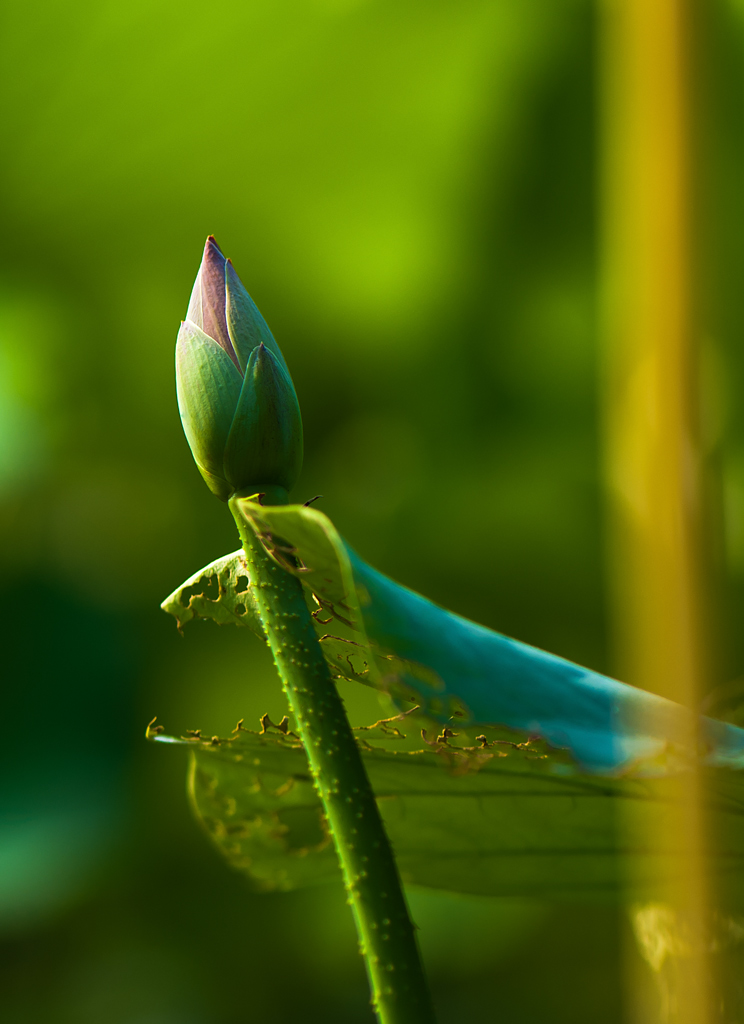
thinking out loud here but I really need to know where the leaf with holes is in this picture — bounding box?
[163,500,744,777]
[161,550,264,636]
[150,722,744,901]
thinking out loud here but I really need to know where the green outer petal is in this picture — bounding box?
[193,461,233,502]
[186,274,203,331]
[223,345,303,494]
[225,261,289,375]
[176,320,242,500]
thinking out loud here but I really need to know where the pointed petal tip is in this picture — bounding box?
[225,257,241,283]
[205,235,225,256]
[202,237,226,271]
[192,237,239,368]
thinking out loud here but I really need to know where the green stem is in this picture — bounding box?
[229,497,436,1024]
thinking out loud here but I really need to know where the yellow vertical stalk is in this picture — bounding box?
[599,1,711,1022]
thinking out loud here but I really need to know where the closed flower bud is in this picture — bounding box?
[176,237,303,502]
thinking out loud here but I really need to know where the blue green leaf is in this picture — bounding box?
[176,500,744,776]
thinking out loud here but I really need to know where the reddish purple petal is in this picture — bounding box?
[187,237,240,370]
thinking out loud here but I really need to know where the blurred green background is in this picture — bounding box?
[2,1,744,1020]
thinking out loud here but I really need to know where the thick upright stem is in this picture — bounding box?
[230,498,436,1024]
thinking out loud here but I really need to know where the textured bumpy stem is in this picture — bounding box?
[230,498,436,1024]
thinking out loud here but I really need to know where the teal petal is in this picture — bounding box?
[225,260,289,375]
[223,344,303,494]
[176,320,242,501]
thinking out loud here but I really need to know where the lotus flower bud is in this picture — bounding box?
[176,237,302,502]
